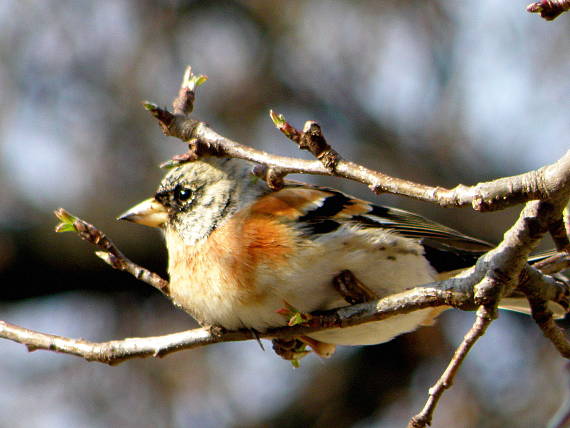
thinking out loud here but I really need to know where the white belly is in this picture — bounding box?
[278,227,438,345]
[168,225,439,346]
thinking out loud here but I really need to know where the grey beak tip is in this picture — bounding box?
[116,198,166,228]
[117,212,133,222]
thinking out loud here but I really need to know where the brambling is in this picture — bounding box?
[119,157,553,359]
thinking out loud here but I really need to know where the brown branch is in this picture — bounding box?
[3,206,568,366]
[520,263,570,309]
[407,198,570,426]
[0,286,472,365]
[475,200,568,302]
[533,252,570,275]
[408,305,496,428]
[144,83,570,212]
[549,217,570,252]
[25,202,570,365]
[528,298,570,358]
[54,208,169,295]
[251,164,287,191]
[408,198,570,427]
[270,110,341,171]
[527,0,570,20]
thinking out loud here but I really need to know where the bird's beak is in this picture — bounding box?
[118,197,168,228]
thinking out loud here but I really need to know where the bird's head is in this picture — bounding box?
[119,157,267,244]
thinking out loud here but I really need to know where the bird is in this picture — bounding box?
[118,156,563,360]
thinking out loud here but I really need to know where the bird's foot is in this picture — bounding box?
[271,338,310,367]
[333,269,378,304]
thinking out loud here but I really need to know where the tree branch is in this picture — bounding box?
[1,204,567,367]
[144,78,570,212]
[54,208,169,295]
[527,0,570,20]
[408,305,496,428]
[408,196,570,427]
[0,286,472,365]
[528,299,570,358]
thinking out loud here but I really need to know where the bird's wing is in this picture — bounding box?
[257,184,566,319]
[273,183,494,273]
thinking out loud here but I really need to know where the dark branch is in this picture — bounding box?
[0,286,472,365]
[528,298,570,358]
[408,305,496,428]
[527,0,570,20]
[54,208,169,295]
[146,100,570,213]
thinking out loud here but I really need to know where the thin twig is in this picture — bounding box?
[527,0,570,20]
[144,73,570,212]
[528,298,570,358]
[532,252,570,275]
[270,111,341,171]
[408,305,497,428]
[54,208,169,294]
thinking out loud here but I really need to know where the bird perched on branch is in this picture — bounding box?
[119,157,562,360]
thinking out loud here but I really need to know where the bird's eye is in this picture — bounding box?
[174,186,192,202]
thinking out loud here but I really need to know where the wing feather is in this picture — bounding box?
[276,183,494,273]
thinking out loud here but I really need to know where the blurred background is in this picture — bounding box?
[0,1,569,427]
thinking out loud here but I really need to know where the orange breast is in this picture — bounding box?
[208,210,295,292]
[168,209,296,310]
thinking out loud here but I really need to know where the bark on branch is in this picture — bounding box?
[146,101,570,213]
[0,286,468,365]
[527,0,570,20]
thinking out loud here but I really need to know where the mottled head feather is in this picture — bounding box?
[155,157,269,244]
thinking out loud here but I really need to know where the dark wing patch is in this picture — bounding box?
[297,192,354,223]
[421,241,485,273]
[297,191,353,236]
[282,182,494,272]
[301,219,341,236]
